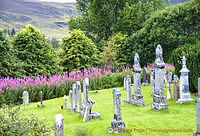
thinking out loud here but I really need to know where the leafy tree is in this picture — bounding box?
[69,0,165,43]
[115,0,166,36]
[107,33,130,65]
[60,29,99,72]
[13,25,57,76]
[128,0,200,66]
[100,45,118,67]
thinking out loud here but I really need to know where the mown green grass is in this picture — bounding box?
[20,85,196,136]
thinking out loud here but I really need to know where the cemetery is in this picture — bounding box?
[0,44,195,135]
[0,0,200,136]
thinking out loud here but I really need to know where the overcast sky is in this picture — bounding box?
[37,0,76,3]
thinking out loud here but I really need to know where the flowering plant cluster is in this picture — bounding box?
[0,66,112,94]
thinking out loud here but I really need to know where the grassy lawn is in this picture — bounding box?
[20,85,196,136]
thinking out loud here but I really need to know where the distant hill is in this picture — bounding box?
[0,0,191,38]
[164,0,190,5]
[0,0,79,38]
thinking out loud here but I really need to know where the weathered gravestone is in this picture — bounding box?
[64,95,67,109]
[132,53,144,106]
[76,81,82,112]
[23,91,29,106]
[150,69,155,96]
[123,75,132,103]
[173,75,180,101]
[111,88,126,134]
[54,114,64,136]
[80,78,100,122]
[69,90,73,111]
[165,72,172,99]
[142,67,149,86]
[123,77,127,90]
[194,77,200,136]
[72,83,77,111]
[152,44,168,111]
[177,56,194,104]
[38,91,44,107]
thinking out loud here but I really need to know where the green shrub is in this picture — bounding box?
[0,104,53,135]
[172,41,200,92]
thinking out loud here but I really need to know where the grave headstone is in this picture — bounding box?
[123,77,126,90]
[54,114,64,136]
[142,67,149,86]
[38,91,44,107]
[168,72,173,83]
[111,88,126,134]
[123,75,134,104]
[177,56,194,104]
[150,69,155,96]
[23,91,29,106]
[166,72,172,100]
[152,44,168,111]
[83,78,89,105]
[80,78,100,122]
[198,77,200,98]
[72,83,77,111]
[126,75,132,101]
[64,95,67,109]
[173,75,180,101]
[194,78,200,136]
[76,81,82,112]
[69,90,73,110]
[132,53,144,106]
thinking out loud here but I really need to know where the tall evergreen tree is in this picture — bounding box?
[11,28,16,36]
[13,25,57,76]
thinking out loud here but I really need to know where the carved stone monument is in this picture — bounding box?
[173,75,180,101]
[123,75,132,103]
[152,44,168,111]
[166,72,172,99]
[177,56,194,104]
[132,53,144,106]
[123,77,127,90]
[38,91,44,107]
[76,81,82,112]
[23,91,29,106]
[69,90,73,111]
[142,67,149,86]
[194,77,200,136]
[80,78,100,122]
[54,114,64,136]
[72,83,77,111]
[111,88,126,134]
